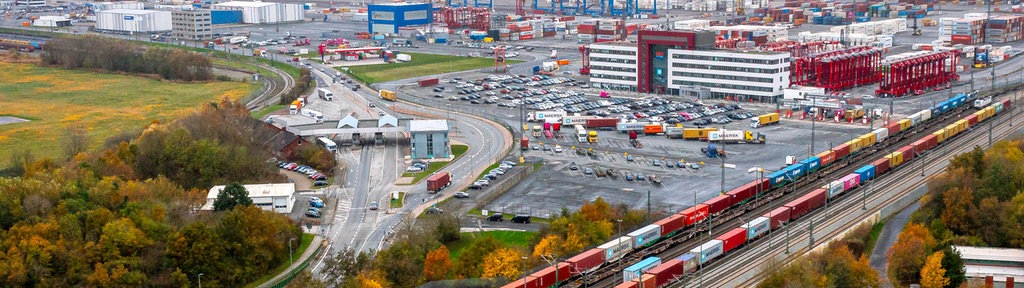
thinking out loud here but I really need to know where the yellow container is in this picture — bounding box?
[933,129,947,144]
[898,119,912,131]
[885,151,904,167]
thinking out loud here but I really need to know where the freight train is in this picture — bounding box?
[0,38,44,52]
[504,92,1007,288]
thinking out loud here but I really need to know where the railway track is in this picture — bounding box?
[690,93,1023,288]
[243,63,294,111]
[574,91,1009,288]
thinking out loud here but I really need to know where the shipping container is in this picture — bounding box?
[800,156,821,173]
[741,217,771,240]
[676,254,698,274]
[705,195,732,215]
[646,259,683,288]
[840,173,860,191]
[726,178,771,205]
[872,157,891,175]
[898,145,916,162]
[885,151,904,168]
[913,134,938,152]
[654,214,686,238]
[530,263,571,288]
[825,180,844,198]
[832,143,852,159]
[417,77,439,87]
[716,228,748,254]
[628,224,662,248]
[623,257,662,283]
[817,150,836,167]
[566,248,604,275]
[679,204,709,225]
[501,276,539,288]
[764,207,791,230]
[599,236,633,262]
[855,165,876,181]
[586,118,619,128]
[785,188,827,219]
[688,240,724,265]
[425,172,451,193]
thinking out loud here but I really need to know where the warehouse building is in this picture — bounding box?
[667,49,790,102]
[210,1,303,24]
[211,10,243,25]
[171,9,212,40]
[588,42,639,92]
[202,183,296,213]
[32,16,72,27]
[96,9,172,33]
[89,1,145,11]
[367,3,432,34]
[409,119,450,159]
[14,0,43,7]
[954,246,1024,287]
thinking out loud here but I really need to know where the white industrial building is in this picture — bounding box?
[96,9,172,33]
[667,49,790,102]
[954,246,1024,287]
[14,0,43,7]
[32,16,72,27]
[202,183,296,213]
[588,42,639,92]
[210,1,303,24]
[91,1,145,11]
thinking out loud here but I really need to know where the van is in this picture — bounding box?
[511,215,531,224]
[487,213,504,221]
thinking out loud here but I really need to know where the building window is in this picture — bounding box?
[591,57,637,64]
[426,134,434,156]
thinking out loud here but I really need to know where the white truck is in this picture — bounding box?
[396,54,412,62]
[707,129,766,144]
[317,88,334,101]
[301,109,324,123]
[228,36,247,44]
[316,137,337,153]
[528,110,566,122]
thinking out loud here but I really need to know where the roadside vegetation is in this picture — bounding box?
[402,144,469,183]
[340,52,523,84]
[42,35,214,81]
[883,140,1024,288]
[758,223,881,287]
[0,98,304,286]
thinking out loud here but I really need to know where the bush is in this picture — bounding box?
[41,35,213,81]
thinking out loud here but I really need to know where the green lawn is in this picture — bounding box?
[390,192,406,209]
[402,144,469,183]
[448,231,537,260]
[0,62,252,160]
[339,52,524,84]
[252,104,286,119]
[863,220,886,257]
[245,233,315,288]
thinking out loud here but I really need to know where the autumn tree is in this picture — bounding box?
[456,236,501,278]
[213,182,253,211]
[482,248,524,280]
[323,247,373,286]
[579,197,613,222]
[887,223,936,286]
[920,251,949,288]
[423,246,453,281]
[533,234,564,259]
[940,187,974,235]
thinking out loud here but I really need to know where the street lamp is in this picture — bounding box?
[521,256,528,288]
[198,273,203,288]
[616,219,623,272]
[288,238,296,266]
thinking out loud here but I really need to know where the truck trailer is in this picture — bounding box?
[707,129,766,144]
[750,113,780,128]
[379,89,397,101]
[426,172,451,193]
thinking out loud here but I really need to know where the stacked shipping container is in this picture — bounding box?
[986,15,1024,43]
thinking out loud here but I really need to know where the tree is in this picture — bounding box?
[940,187,974,235]
[456,236,501,278]
[940,246,966,288]
[481,248,523,280]
[324,247,372,286]
[423,246,452,281]
[533,234,563,259]
[579,197,613,222]
[887,223,935,286]
[212,182,252,211]
[920,251,949,288]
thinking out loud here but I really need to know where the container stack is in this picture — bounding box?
[938,17,957,42]
[985,15,1024,43]
[829,18,906,36]
[674,19,711,30]
[595,19,623,43]
[709,25,788,43]
[577,19,596,43]
[951,17,985,45]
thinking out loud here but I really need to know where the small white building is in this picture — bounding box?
[666,49,790,102]
[32,16,72,27]
[96,9,172,33]
[409,119,450,159]
[588,42,639,92]
[202,183,296,213]
[210,1,303,24]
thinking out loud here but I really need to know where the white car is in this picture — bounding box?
[554,145,563,153]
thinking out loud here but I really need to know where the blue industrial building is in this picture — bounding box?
[210,10,243,25]
[367,3,432,34]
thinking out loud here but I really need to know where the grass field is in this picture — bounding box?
[0,62,252,159]
[448,230,536,260]
[390,192,406,208]
[402,144,469,183]
[340,52,524,84]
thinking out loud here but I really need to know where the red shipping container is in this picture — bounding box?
[646,259,683,287]
[817,150,835,167]
[886,122,901,136]
[705,195,732,215]
[832,143,852,159]
[530,263,570,287]
[716,228,748,253]
[566,249,604,275]
[898,145,916,162]
[654,214,687,238]
[637,274,656,288]
[966,114,979,125]
[1002,98,1012,107]
[418,77,439,87]
[679,204,709,226]
[764,207,792,230]
[913,134,938,152]
[872,157,890,175]
[502,276,539,288]
[785,188,827,220]
[726,178,771,205]
[614,280,638,288]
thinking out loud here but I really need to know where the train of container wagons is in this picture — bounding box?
[502,93,1009,288]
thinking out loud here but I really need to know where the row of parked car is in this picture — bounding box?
[305,196,327,218]
[277,161,329,186]
[468,160,517,189]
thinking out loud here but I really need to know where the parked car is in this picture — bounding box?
[487,213,504,221]
[454,192,470,198]
[314,179,328,186]
[369,201,379,210]
[511,215,531,224]
[305,210,321,218]
[426,207,444,214]
[569,162,579,170]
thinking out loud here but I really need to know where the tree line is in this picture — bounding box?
[0,98,308,286]
[884,139,1024,288]
[41,35,213,81]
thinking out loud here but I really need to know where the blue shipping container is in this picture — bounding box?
[800,156,821,173]
[211,10,243,25]
[855,165,875,181]
[434,38,447,43]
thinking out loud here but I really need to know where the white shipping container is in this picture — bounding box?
[627,224,662,247]
[599,236,633,262]
[741,217,771,239]
[689,240,723,265]
[873,128,889,143]
[96,9,172,33]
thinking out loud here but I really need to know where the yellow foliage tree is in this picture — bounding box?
[920,251,949,288]
[533,234,564,259]
[887,223,936,286]
[579,197,613,222]
[941,187,974,234]
[423,246,453,282]
[481,248,524,280]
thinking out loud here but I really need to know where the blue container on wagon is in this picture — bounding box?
[855,165,876,181]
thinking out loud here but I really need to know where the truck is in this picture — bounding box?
[426,172,451,193]
[417,78,439,87]
[643,124,664,135]
[750,113,780,128]
[228,36,247,44]
[707,129,766,144]
[301,109,324,123]
[702,143,725,158]
[550,49,557,59]
[396,53,411,62]
[666,126,684,139]
[520,136,529,150]
[585,118,619,129]
[617,122,645,133]
[379,89,397,101]
[528,110,566,122]
[253,48,267,57]
[317,136,338,152]
[317,88,334,101]
[288,99,303,114]
[683,127,718,140]
[588,131,598,143]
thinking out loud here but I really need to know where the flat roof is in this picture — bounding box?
[213,1,276,7]
[955,246,1024,263]
[591,42,638,49]
[409,119,449,132]
[369,2,430,6]
[206,183,295,199]
[100,9,166,14]
[964,265,1024,283]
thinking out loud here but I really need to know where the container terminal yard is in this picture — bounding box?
[3,0,1024,286]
